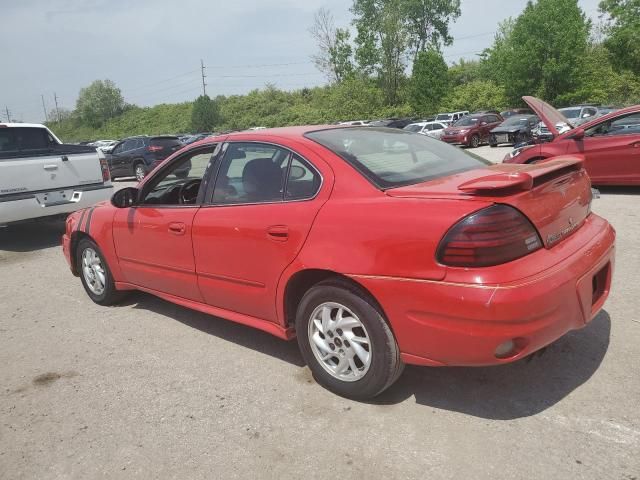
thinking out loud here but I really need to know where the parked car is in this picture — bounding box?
[500,108,533,119]
[441,112,503,148]
[403,121,448,139]
[559,105,600,127]
[338,120,371,126]
[62,126,614,400]
[106,135,183,181]
[368,118,415,129]
[0,123,112,225]
[435,111,469,125]
[489,114,540,147]
[504,96,640,185]
[97,140,119,154]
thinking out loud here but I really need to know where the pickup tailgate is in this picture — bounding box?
[387,156,593,248]
[0,144,104,196]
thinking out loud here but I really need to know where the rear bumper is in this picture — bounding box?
[0,184,112,225]
[351,217,615,367]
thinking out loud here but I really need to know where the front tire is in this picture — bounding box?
[468,134,480,148]
[134,162,146,182]
[295,280,403,400]
[76,238,125,306]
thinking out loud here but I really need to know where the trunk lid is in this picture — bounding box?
[522,96,572,138]
[386,155,592,249]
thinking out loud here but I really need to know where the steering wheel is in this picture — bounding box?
[178,179,201,205]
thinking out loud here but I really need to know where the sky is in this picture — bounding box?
[1,0,602,123]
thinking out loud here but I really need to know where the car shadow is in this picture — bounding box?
[0,217,66,252]
[126,291,610,418]
[594,186,639,195]
[373,310,611,419]
[127,292,305,367]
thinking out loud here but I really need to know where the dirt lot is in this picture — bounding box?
[1,146,639,479]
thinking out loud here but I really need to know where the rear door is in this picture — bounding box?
[0,126,103,197]
[192,141,330,323]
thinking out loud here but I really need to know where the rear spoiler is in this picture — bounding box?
[458,155,585,193]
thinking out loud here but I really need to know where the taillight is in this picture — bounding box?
[148,145,163,152]
[99,155,110,182]
[437,204,542,267]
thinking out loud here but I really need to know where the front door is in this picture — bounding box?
[112,145,216,300]
[578,111,640,184]
[192,141,327,323]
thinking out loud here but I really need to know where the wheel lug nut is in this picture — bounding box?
[329,343,335,350]
[344,340,350,348]
[327,331,334,338]
[336,328,343,336]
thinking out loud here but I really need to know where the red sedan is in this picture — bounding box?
[62,126,615,399]
[504,96,640,185]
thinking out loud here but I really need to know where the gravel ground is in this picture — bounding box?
[1,147,639,479]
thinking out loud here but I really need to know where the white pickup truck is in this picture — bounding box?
[0,123,113,226]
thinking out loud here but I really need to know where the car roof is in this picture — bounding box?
[0,122,49,129]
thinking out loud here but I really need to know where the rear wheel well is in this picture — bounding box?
[283,269,386,329]
[526,156,547,164]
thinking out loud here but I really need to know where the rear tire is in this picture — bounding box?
[489,134,498,147]
[76,238,126,306]
[295,279,403,400]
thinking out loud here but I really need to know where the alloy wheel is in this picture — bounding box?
[135,164,146,181]
[307,302,372,382]
[81,247,106,295]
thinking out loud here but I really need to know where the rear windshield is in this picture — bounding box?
[0,127,51,152]
[305,127,489,189]
[436,114,452,121]
[404,124,423,132]
[150,137,181,147]
[502,115,534,126]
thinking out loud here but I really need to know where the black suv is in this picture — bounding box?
[107,136,183,181]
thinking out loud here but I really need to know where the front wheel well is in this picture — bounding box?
[283,269,386,329]
[69,231,92,275]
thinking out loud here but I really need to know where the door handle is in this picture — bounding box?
[168,222,186,235]
[43,164,58,171]
[267,225,289,241]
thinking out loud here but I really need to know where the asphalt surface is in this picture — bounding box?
[1,145,639,479]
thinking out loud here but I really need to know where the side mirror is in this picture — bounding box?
[570,128,585,140]
[289,165,306,181]
[582,113,591,118]
[481,121,488,126]
[111,187,139,208]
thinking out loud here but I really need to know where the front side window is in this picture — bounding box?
[141,146,215,205]
[586,112,640,137]
[306,127,489,189]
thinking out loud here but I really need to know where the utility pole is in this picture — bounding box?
[200,59,207,97]
[41,95,48,122]
[4,106,10,122]
[53,92,60,122]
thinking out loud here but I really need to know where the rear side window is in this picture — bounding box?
[306,127,489,189]
[286,155,321,200]
[0,127,50,152]
[151,137,181,148]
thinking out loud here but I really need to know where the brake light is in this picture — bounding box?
[148,145,163,152]
[437,204,542,267]
[99,155,110,182]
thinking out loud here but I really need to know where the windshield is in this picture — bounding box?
[453,116,479,127]
[305,127,489,189]
[436,114,452,121]
[502,115,534,126]
[559,108,581,119]
[404,124,423,133]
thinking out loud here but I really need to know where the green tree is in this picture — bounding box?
[599,0,640,73]
[310,8,354,82]
[351,0,461,105]
[75,79,125,128]
[191,95,220,132]
[409,49,449,114]
[483,0,590,105]
[440,80,508,112]
[448,58,482,87]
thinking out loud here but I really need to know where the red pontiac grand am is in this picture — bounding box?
[504,96,640,185]
[62,126,615,399]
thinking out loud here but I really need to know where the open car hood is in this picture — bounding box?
[523,96,572,138]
